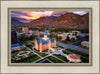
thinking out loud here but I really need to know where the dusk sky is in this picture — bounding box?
[11,11,89,23]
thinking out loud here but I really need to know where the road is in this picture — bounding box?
[72,38,89,46]
[56,42,89,54]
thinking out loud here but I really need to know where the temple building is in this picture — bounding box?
[34,31,56,52]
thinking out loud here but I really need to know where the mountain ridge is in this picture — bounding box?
[11,12,89,29]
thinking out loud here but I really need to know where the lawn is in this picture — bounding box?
[63,50,72,54]
[26,44,33,49]
[54,55,69,62]
[36,52,45,57]
[42,49,48,52]
[21,40,33,45]
[81,57,89,63]
[48,56,63,63]
[65,49,89,58]
[21,40,34,49]
[12,53,40,63]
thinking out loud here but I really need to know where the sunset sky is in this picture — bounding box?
[11,11,89,23]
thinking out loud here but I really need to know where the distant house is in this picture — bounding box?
[69,35,77,40]
[69,30,81,35]
[31,31,44,37]
[62,34,67,40]
[17,32,25,38]
[17,32,32,38]
[81,41,89,48]
[66,54,81,63]
[57,32,77,41]
[78,33,86,37]
[34,31,56,52]
[57,33,70,40]
[29,30,33,34]
[22,27,29,33]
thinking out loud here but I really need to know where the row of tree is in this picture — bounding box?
[18,34,37,41]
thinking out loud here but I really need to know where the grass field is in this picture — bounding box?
[54,55,69,62]
[12,53,40,63]
[48,56,63,63]
[21,40,34,49]
[36,52,45,57]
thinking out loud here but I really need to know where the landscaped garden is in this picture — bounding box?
[42,49,48,52]
[11,53,40,63]
[48,56,63,63]
[64,49,89,58]
[54,55,69,62]
[36,52,45,57]
[63,49,89,63]
[21,40,34,49]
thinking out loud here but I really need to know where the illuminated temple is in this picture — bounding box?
[34,31,56,52]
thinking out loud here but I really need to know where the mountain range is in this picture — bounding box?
[11,17,23,26]
[11,12,89,29]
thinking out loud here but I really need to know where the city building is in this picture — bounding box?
[81,41,89,48]
[69,30,81,35]
[17,32,25,38]
[22,27,29,33]
[11,45,26,52]
[69,35,77,40]
[62,34,67,40]
[66,54,81,63]
[58,33,70,40]
[34,31,56,52]
[78,33,86,37]
[11,29,25,52]
[31,30,44,37]
[29,30,33,34]
[57,32,77,41]
[11,29,17,44]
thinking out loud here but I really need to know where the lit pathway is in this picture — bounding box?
[32,54,52,63]
[59,49,67,56]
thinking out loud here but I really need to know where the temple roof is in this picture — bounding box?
[37,38,55,44]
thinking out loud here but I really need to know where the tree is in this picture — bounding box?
[58,36,62,41]
[70,38,76,42]
[66,36,70,41]
[40,34,44,37]
[75,32,78,36]
[18,35,26,41]
[29,34,35,40]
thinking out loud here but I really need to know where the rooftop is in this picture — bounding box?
[82,41,89,43]
[36,38,55,44]
[67,54,80,59]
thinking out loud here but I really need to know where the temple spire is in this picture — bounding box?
[40,38,42,44]
[44,30,47,38]
[34,39,37,42]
